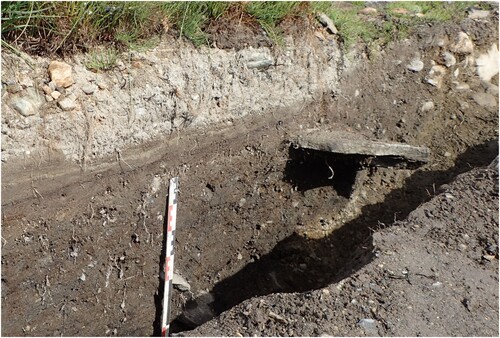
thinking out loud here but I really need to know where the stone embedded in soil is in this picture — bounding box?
[358,318,378,335]
[468,9,490,20]
[294,129,430,163]
[451,32,474,54]
[442,52,456,68]
[407,59,424,72]
[41,84,52,95]
[82,84,96,95]
[420,101,435,113]
[173,273,191,292]
[454,82,471,91]
[58,97,77,111]
[476,44,499,82]
[10,88,42,117]
[246,54,274,70]
[488,156,499,171]
[317,13,338,35]
[11,97,36,117]
[426,65,447,88]
[485,83,499,96]
[472,92,497,110]
[48,61,74,88]
[50,91,61,100]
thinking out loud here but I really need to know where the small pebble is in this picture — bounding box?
[482,254,495,261]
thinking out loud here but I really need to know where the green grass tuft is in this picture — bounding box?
[245,1,302,45]
[0,1,478,58]
[84,47,118,72]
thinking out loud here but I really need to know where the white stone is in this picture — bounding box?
[454,82,470,91]
[51,91,61,100]
[173,273,191,292]
[420,101,435,113]
[442,52,456,68]
[468,9,490,19]
[451,32,474,54]
[318,13,338,34]
[476,44,499,82]
[407,59,424,72]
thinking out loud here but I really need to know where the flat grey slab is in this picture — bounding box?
[293,129,430,163]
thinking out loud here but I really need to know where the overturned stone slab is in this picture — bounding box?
[293,129,430,163]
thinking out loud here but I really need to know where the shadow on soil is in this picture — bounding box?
[169,139,498,333]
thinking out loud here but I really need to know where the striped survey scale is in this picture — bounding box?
[161,177,179,337]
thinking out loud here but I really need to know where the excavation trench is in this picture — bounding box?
[2,16,498,336]
[164,136,498,334]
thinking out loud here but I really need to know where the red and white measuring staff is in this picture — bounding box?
[161,177,179,337]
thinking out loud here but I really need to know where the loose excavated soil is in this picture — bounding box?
[1,12,499,338]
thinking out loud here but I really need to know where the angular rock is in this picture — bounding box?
[451,32,474,54]
[454,82,470,91]
[318,13,338,34]
[426,65,446,88]
[472,92,497,109]
[41,84,52,95]
[293,129,430,163]
[82,84,96,95]
[488,156,498,171]
[358,318,378,335]
[317,13,338,34]
[48,81,57,91]
[476,44,499,82]
[173,273,191,292]
[246,57,273,70]
[96,81,107,90]
[407,59,424,72]
[486,83,499,96]
[468,9,490,19]
[442,52,456,68]
[51,91,61,100]
[58,97,77,111]
[420,101,435,113]
[12,97,36,117]
[48,61,74,88]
